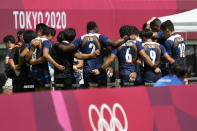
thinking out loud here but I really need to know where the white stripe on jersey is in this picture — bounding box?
[121,40,137,46]
[81,33,101,40]
[35,36,48,42]
[167,34,182,42]
[142,41,160,47]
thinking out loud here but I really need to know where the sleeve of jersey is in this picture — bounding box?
[99,34,110,46]
[136,41,144,52]
[42,40,51,50]
[164,40,173,55]
[72,37,82,49]
[160,45,167,56]
[25,42,31,49]
[111,48,118,55]
[157,31,166,40]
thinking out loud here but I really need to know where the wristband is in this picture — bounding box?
[124,36,130,43]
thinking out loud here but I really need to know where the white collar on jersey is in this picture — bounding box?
[167,34,182,41]
[62,40,70,44]
[81,33,100,40]
[142,41,160,47]
[121,40,136,46]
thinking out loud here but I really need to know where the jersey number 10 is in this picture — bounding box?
[178,43,185,57]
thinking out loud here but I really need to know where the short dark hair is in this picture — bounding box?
[140,29,153,39]
[24,30,37,43]
[87,21,98,31]
[43,27,56,37]
[160,20,174,31]
[64,28,76,42]
[150,18,161,28]
[119,25,132,38]
[3,35,15,43]
[36,23,47,35]
[49,27,56,37]
[170,62,188,78]
[57,31,65,43]
[17,29,26,35]
[132,26,139,36]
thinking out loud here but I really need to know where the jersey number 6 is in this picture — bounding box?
[125,48,132,63]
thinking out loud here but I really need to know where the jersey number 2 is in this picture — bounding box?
[89,43,96,54]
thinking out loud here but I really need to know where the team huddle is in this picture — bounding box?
[3,17,186,92]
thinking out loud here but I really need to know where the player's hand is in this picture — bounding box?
[106,67,113,77]
[15,65,21,70]
[57,64,65,71]
[91,49,100,58]
[73,65,80,73]
[129,72,137,82]
[154,67,161,74]
[29,59,36,65]
[32,40,40,48]
[92,69,100,75]
[147,17,157,24]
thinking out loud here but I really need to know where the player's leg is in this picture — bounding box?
[35,69,51,91]
[83,72,98,88]
[96,70,107,88]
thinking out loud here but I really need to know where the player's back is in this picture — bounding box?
[143,42,162,69]
[116,40,138,72]
[142,41,162,82]
[165,33,185,62]
[80,33,105,72]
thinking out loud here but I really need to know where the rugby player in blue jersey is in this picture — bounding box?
[140,29,175,83]
[26,27,65,90]
[160,20,186,62]
[92,26,161,86]
[51,28,100,90]
[54,21,141,88]
[146,17,166,44]
[16,23,48,70]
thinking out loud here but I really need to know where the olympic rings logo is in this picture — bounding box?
[88,103,128,131]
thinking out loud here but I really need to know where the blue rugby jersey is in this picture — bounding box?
[164,33,185,62]
[112,40,143,82]
[142,41,167,82]
[72,33,109,73]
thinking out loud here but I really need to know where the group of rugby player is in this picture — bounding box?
[2,17,186,93]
